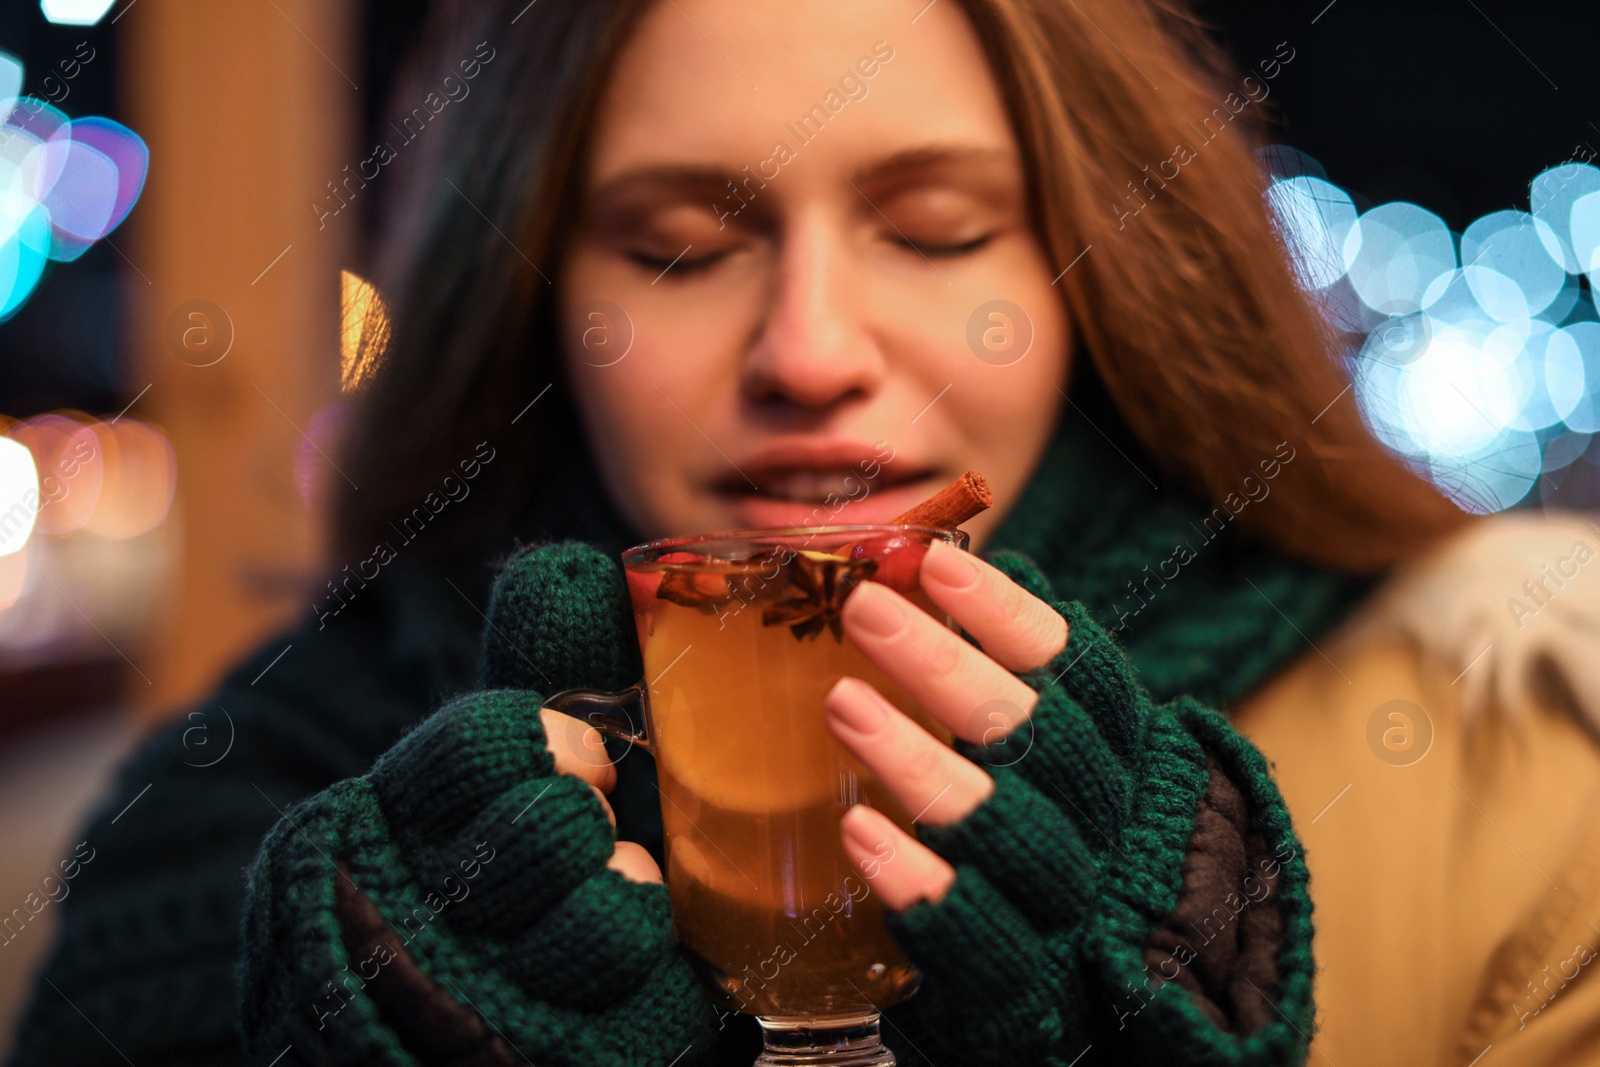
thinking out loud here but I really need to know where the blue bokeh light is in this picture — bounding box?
[1266,147,1600,512]
[1531,163,1600,274]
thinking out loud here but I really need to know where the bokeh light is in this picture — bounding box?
[1460,211,1566,318]
[1267,176,1357,290]
[0,542,25,612]
[339,270,390,394]
[7,412,104,533]
[1345,202,1455,315]
[1265,146,1600,513]
[1531,163,1600,274]
[40,0,117,27]
[1558,323,1600,433]
[1572,192,1600,284]
[0,51,21,125]
[0,76,148,319]
[0,435,39,557]
[83,418,176,539]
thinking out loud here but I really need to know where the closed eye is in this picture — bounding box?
[894,233,994,258]
[626,246,734,277]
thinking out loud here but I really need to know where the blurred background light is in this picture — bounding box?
[7,412,102,533]
[81,418,175,539]
[1572,191,1600,283]
[1345,202,1455,315]
[0,99,146,315]
[1267,176,1357,290]
[0,52,20,125]
[1460,211,1566,318]
[339,269,390,394]
[1558,323,1600,433]
[1531,163,1600,274]
[39,0,116,27]
[293,403,347,513]
[1267,146,1600,514]
[0,435,38,557]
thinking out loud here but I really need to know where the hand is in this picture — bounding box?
[825,537,1070,907]
[241,542,720,1067]
[537,704,662,885]
[824,540,1316,1066]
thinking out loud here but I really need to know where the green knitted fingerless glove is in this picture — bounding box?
[239,542,720,1066]
[879,550,1315,1067]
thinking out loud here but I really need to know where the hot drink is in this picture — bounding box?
[624,534,958,1019]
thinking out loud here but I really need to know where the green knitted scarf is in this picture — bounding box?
[978,375,1374,708]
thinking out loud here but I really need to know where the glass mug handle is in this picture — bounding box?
[542,683,652,750]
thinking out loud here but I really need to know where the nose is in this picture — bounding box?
[740,212,886,409]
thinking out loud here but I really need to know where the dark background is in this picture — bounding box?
[2,0,1595,419]
[1200,0,1598,227]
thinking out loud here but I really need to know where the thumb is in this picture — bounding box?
[481,540,642,694]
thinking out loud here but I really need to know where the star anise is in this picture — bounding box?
[655,565,737,613]
[762,551,877,641]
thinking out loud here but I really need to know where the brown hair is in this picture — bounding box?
[332,0,1471,578]
[949,0,1470,570]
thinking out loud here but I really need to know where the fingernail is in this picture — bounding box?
[841,805,888,852]
[921,541,978,591]
[827,677,887,735]
[848,582,904,637]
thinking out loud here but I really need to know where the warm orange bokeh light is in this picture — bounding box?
[7,411,105,535]
[340,269,390,395]
[0,543,27,612]
[84,418,177,539]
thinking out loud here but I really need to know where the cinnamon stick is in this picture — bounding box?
[890,470,991,529]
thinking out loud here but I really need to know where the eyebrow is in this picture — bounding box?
[847,144,1016,190]
[584,143,1018,206]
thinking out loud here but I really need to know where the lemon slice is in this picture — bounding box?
[645,599,844,814]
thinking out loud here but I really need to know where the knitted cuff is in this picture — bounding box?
[1084,705,1313,1065]
[240,777,422,1065]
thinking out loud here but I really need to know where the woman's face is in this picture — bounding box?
[559,0,1068,551]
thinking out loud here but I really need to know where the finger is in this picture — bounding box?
[840,804,954,912]
[540,707,618,792]
[825,676,993,825]
[589,783,616,829]
[841,581,1039,745]
[918,539,1068,673]
[606,840,663,885]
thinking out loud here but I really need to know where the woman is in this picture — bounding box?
[10,0,1600,1064]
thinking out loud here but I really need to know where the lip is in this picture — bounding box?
[715,473,944,529]
[716,439,934,492]
[710,438,941,528]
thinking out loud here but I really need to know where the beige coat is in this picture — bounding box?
[1233,510,1600,1065]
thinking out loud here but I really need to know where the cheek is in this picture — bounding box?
[936,240,1070,434]
[920,240,1069,545]
[559,247,753,533]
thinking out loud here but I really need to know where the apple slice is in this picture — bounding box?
[848,534,927,595]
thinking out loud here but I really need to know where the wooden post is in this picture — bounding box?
[120,0,356,719]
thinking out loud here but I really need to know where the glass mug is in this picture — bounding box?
[544,524,966,1067]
